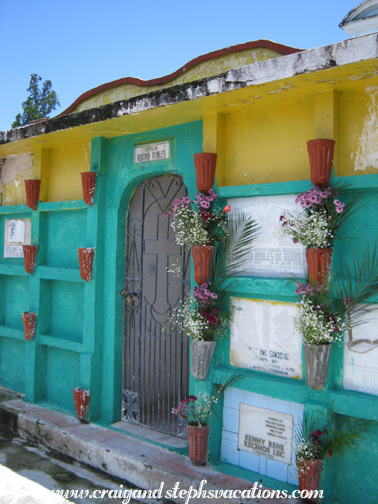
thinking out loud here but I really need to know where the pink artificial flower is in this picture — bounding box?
[327,450,332,458]
[164,211,171,218]
[224,205,231,213]
[200,201,210,209]
[315,284,322,292]
[334,199,340,206]
[336,206,343,213]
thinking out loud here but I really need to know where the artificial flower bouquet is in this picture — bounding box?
[174,374,243,426]
[279,185,356,249]
[295,413,370,469]
[180,282,229,342]
[165,189,230,248]
[294,282,344,346]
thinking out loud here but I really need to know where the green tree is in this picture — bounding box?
[12,73,60,128]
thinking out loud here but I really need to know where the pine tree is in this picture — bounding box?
[12,74,60,128]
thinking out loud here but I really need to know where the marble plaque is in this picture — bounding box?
[134,141,170,163]
[227,195,306,278]
[344,307,378,395]
[230,297,302,379]
[238,403,294,464]
[4,219,31,258]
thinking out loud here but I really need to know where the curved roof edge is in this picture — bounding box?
[340,0,378,27]
[57,39,301,117]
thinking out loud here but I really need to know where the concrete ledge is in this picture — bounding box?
[1,399,300,504]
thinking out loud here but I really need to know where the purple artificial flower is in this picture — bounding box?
[164,211,171,218]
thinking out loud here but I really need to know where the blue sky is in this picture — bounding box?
[2,0,358,132]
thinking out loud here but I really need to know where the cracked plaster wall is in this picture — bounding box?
[354,86,378,171]
[1,153,33,206]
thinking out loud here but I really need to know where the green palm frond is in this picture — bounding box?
[211,208,260,297]
[330,181,366,241]
[333,241,378,326]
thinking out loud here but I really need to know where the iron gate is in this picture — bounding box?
[121,175,190,437]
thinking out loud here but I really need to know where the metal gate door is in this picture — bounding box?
[121,175,190,437]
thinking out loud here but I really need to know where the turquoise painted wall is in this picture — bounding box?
[1,119,378,503]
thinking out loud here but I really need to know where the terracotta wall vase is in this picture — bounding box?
[193,153,217,195]
[297,458,323,494]
[307,139,335,188]
[73,387,90,422]
[81,172,97,206]
[22,245,38,274]
[192,245,214,285]
[78,248,95,282]
[22,312,37,340]
[24,180,41,210]
[306,248,332,288]
[187,424,210,465]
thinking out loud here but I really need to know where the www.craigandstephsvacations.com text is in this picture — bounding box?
[52,480,323,502]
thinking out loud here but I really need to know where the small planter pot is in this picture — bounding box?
[22,312,37,340]
[24,180,41,210]
[297,458,323,495]
[73,387,90,422]
[22,245,38,274]
[78,248,95,282]
[307,139,335,188]
[194,153,217,195]
[304,343,331,390]
[187,424,210,465]
[81,172,97,206]
[306,248,332,288]
[192,245,214,285]
[191,339,216,380]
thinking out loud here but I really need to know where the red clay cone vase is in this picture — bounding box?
[187,424,210,465]
[81,172,97,205]
[306,248,332,288]
[22,245,38,274]
[297,458,323,496]
[73,388,90,422]
[24,180,41,210]
[78,248,95,282]
[192,245,214,285]
[22,312,37,340]
[307,139,335,188]
[194,153,217,195]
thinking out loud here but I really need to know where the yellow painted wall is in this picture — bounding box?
[73,48,284,113]
[1,153,33,206]
[39,143,91,202]
[217,99,314,186]
[340,86,378,176]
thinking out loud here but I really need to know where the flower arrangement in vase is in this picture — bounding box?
[166,186,259,380]
[294,242,378,389]
[180,282,229,380]
[165,189,229,285]
[279,184,360,287]
[295,412,370,495]
[174,375,242,465]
